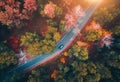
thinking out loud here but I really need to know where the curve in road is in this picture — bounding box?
[2,1,102,82]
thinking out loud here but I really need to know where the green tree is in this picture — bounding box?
[41,26,61,54]
[28,70,41,82]
[68,44,89,61]
[93,7,114,26]
[0,42,9,53]
[20,32,41,56]
[0,51,17,69]
[55,6,63,17]
[0,42,17,69]
[111,25,120,35]
[59,20,66,33]
[85,29,102,42]
[46,19,57,27]
[53,32,61,42]
[27,41,41,56]
[55,60,111,82]
[20,32,41,46]
[93,4,120,27]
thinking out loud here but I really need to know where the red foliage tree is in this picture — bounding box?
[0,0,37,26]
[8,36,21,53]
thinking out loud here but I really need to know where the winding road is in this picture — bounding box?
[2,1,102,82]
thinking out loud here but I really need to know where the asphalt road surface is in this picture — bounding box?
[2,1,102,82]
